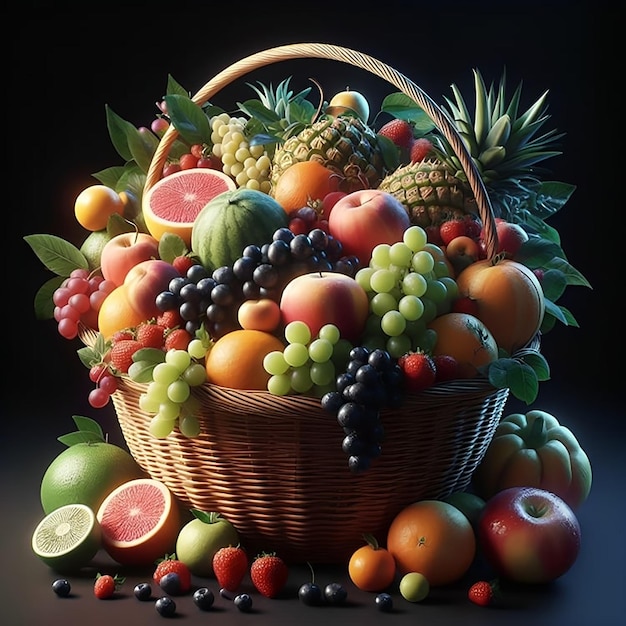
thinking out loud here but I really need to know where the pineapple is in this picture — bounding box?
[270,115,387,193]
[379,69,564,227]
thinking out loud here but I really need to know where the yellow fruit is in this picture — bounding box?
[74,184,125,231]
[326,88,370,123]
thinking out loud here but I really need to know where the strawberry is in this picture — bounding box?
[213,546,249,592]
[172,255,196,276]
[432,354,460,383]
[398,351,437,392]
[111,329,134,342]
[409,137,433,163]
[468,580,498,606]
[109,339,143,374]
[136,322,166,349]
[439,219,468,245]
[164,328,192,351]
[378,119,414,149]
[93,573,125,599]
[157,309,183,330]
[250,553,289,598]
[153,554,192,593]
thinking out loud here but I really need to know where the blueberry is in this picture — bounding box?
[52,579,71,597]
[134,582,152,601]
[234,593,253,612]
[375,592,393,612]
[298,582,324,606]
[193,587,215,611]
[159,572,182,595]
[324,582,347,605]
[155,596,177,617]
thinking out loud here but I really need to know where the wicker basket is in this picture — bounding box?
[93,44,526,563]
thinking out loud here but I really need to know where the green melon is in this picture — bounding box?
[191,188,288,272]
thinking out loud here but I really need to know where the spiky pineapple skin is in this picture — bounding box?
[378,159,475,228]
[270,116,387,193]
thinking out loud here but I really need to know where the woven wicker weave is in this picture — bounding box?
[93,44,523,563]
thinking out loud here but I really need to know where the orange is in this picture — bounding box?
[271,160,342,213]
[96,478,181,567]
[97,284,147,339]
[386,499,476,587]
[142,167,236,246]
[348,534,397,592]
[205,329,285,390]
[427,312,499,378]
[74,184,125,231]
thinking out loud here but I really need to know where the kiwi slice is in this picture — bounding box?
[32,503,101,573]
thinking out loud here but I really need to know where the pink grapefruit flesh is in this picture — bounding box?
[142,167,236,246]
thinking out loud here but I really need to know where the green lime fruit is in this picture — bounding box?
[40,441,145,515]
[32,503,101,573]
[399,572,430,602]
[442,491,486,530]
[175,511,240,577]
[79,229,112,271]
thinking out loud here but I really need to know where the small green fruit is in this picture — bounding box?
[399,572,430,603]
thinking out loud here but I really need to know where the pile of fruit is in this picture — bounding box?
[26,60,594,614]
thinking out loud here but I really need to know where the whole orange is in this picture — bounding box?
[97,285,147,339]
[386,499,476,587]
[348,535,396,592]
[205,329,285,390]
[271,160,342,213]
[427,312,499,378]
[455,257,544,354]
[74,184,125,231]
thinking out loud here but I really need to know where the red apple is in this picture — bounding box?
[482,219,529,259]
[478,487,581,584]
[100,232,160,287]
[328,189,410,267]
[444,235,480,275]
[279,272,369,343]
[123,259,180,321]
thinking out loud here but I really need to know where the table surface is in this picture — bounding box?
[8,2,622,624]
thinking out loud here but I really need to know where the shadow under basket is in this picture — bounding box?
[112,376,508,563]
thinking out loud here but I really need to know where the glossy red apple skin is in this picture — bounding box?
[478,487,581,584]
[328,189,410,267]
[100,232,160,287]
[482,219,529,259]
[123,259,180,320]
[279,272,369,343]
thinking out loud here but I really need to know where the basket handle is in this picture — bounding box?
[145,43,499,258]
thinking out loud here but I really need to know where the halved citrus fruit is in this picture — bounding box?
[32,503,101,573]
[96,478,181,567]
[142,168,237,246]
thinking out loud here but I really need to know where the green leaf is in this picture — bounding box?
[128,126,158,173]
[190,509,215,524]
[544,298,568,324]
[73,415,104,436]
[515,235,565,267]
[238,99,281,125]
[543,256,592,288]
[24,234,89,276]
[106,105,137,162]
[128,360,158,383]
[380,93,436,133]
[165,94,212,145]
[166,75,190,97]
[93,165,128,188]
[33,276,65,320]
[487,358,539,404]
[57,416,105,446]
[540,268,567,301]
[132,347,166,364]
[158,233,188,262]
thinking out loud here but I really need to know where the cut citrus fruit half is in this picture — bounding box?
[142,167,237,246]
[96,478,181,567]
[32,503,101,573]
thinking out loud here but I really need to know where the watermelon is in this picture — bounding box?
[191,189,288,272]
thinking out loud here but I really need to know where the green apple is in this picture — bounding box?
[175,510,240,577]
[399,572,430,602]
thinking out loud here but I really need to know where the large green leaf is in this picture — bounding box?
[380,92,436,134]
[164,94,212,145]
[106,105,136,162]
[24,234,88,275]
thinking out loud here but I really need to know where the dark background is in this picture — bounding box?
[6,2,623,625]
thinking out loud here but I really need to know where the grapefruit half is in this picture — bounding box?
[96,478,181,567]
[142,167,237,246]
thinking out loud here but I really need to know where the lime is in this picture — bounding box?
[79,229,112,271]
[32,503,101,572]
[442,491,486,530]
[40,441,145,515]
[399,572,430,602]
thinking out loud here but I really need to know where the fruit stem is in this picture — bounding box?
[522,415,547,449]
